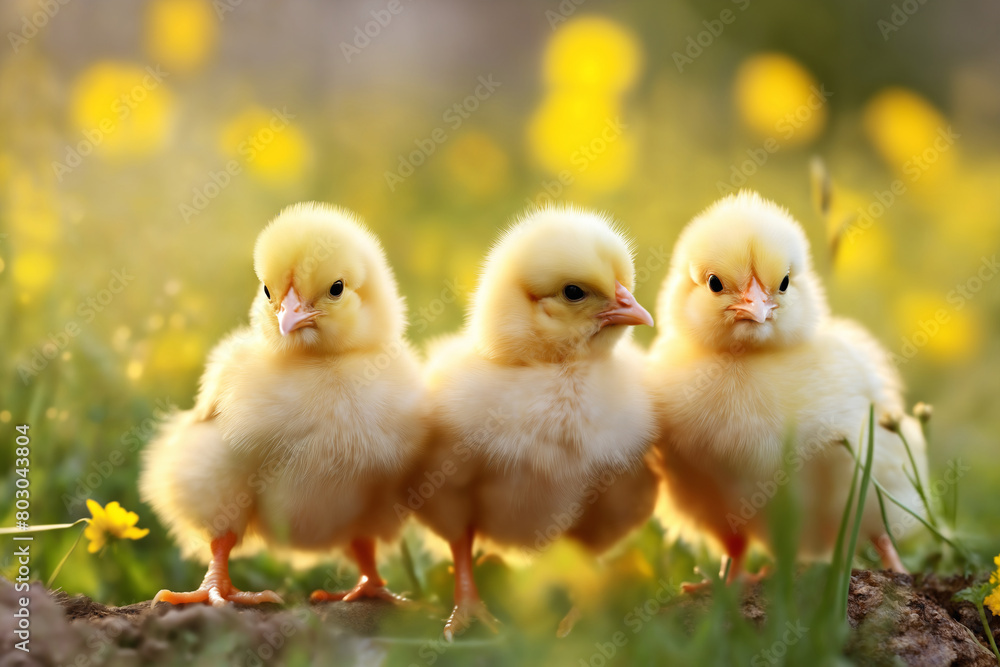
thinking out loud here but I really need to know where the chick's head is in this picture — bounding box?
[470,206,653,363]
[251,203,405,355]
[660,191,827,352]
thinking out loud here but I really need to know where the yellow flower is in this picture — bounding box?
[11,250,56,292]
[987,555,1000,616]
[542,16,642,94]
[69,61,174,159]
[84,500,149,553]
[146,0,217,73]
[733,53,826,146]
[894,292,979,363]
[219,106,310,186]
[863,88,955,182]
[527,91,634,191]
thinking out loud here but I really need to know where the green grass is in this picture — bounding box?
[5,369,994,666]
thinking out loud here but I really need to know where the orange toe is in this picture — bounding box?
[311,575,409,604]
[153,584,282,607]
[310,590,347,603]
[680,579,713,594]
[153,589,210,605]
[443,599,500,642]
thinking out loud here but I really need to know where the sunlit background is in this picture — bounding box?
[1,0,999,660]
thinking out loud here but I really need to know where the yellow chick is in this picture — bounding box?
[140,202,425,606]
[645,191,927,589]
[410,206,658,639]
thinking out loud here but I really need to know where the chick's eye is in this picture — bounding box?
[779,274,789,292]
[329,280,344,297]
[563,284,585,302]
[263,285,270,299]
[708,275,724,293]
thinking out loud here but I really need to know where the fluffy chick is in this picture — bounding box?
[140,202,424,606]
[645,191,928,588]
[410,206,658,639]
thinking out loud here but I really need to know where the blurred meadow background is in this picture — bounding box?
[2,0,1000,663]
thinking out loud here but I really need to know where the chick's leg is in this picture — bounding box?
[310,538,408,603]
[682,532,750,593]
[443,526,500,642]
[872,533,907,573]
[153,532,283,607]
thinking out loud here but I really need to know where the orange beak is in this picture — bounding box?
[727,276,777,324]
[277,286,319,336]
[596,282,654,329]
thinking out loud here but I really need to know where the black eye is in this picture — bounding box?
[708,275,723,293]
[779,274,789,292]
[563,284,585,301]
[330,280,344,297]
[263,285,270,299]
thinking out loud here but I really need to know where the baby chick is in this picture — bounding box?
[411,206,658,639]
[645,191,927,588]
[140,202,424,606]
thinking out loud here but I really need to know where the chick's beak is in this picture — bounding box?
[597,282,654,329]
[277,286,319,336]
[727,276,777,324]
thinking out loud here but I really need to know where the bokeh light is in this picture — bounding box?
[734,52,826,145]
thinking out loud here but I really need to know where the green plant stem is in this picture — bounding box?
[870,477,968,558]
[399,536,423,599]
[949,472,959,533]
[824,439,861,612]
[46,522,88,588]
[841,438,971,562]
[874,487,903,564]
[841,407,876,619]
[977,601,1000,664]
[0,518,88,535]
[898,430,937,529]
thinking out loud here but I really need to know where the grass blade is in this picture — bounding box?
[841,406,876,619]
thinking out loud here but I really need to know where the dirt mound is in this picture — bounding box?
[1,571,996,666]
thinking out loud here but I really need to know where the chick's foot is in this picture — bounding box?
[153,533,283,607]
[444,598,500,642]
[310,574,410,603]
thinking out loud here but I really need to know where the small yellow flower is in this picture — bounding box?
[986,555,1000,616]
[84,499,149,553]
[733,53,826,146]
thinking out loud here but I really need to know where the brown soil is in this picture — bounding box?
[1,571,997,666]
